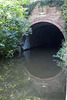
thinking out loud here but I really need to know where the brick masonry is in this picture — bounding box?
[29,4,64,33]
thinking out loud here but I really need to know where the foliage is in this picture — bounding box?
[27,1,39,15]
[18,0,31,7]
[55,0,67,74]
[63,4,67,40]
[0,0,31,58]
[38,0,64,8]
[55,42,67,74]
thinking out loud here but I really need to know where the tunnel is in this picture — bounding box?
[29,22,65,49]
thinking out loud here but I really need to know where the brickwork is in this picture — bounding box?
[29,4,64,33]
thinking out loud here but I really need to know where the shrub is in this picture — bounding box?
[0,0,31,58]
[56,2,67,74]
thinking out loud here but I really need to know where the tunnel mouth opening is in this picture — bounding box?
[24,22,65,79]
[29,22,65,51]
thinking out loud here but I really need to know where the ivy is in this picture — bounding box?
[38,0,64,8]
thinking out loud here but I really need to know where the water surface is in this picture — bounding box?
[0,48,66,100]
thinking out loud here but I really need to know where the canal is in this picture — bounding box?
[0,22,66,100]
[0,47,66,100]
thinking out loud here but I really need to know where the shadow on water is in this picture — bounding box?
[0,47,66,100]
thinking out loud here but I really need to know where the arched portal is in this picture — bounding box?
[29,22,65,49]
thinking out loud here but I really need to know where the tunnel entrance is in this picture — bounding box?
[29,22,64,49]
[22,22,66,100]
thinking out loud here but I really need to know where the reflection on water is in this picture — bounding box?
[24,48,61,78]
[0,48,66,100]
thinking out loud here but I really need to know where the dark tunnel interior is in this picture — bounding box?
[29,22,65,49]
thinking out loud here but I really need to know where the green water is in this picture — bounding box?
[0,48,66,100]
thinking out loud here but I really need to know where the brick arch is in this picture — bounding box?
[23,17,65,50]
[31,18,63,33]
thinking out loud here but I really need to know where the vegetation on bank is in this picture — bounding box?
[0,0,31,58]
[0,0,67,60]
[56,0,67,74]
[38,0,64,9]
